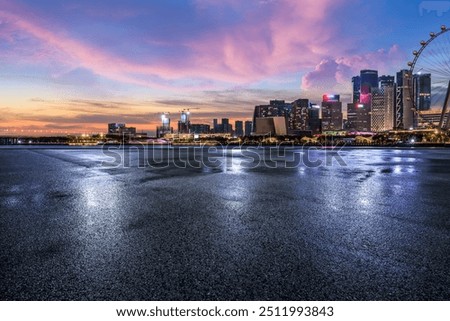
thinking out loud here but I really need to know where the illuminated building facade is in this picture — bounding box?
[290,99,309,131]
[253,99,321,135]
[178,109,191,133]
[348,70,384,131]
[352,76,361,103]
[360,70,378,105]
[396,70,414,129]
[371,84,395,131]
[290,99,321,134]
[156,113,173,138]
[252,100,291,133]
[321,94,343,131]
[414,73,431,111]
[417,109,449,128]
[379,75,395,87]
[308,105,322,134]
[347,103,371,132]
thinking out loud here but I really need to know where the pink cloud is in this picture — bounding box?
[187,0,347,82]
[1,0,406,100]
[301,60,340,90]
[301,44,408,96]
[0,9,182,89]
[0,0,351,90]
[335,44,407,74]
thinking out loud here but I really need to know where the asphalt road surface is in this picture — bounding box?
[1,146,449,300]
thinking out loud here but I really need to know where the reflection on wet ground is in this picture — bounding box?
[0,146,449,300]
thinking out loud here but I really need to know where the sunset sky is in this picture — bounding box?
[0,0,447,134]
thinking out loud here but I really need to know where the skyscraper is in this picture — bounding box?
[308,105,322,134]
[352,76,361,103]
[396,70,414,129]
[348,71,387,132]
[379,75,395,87]
[156,113,173,138]
[321,94,343,131]
[360,70,378,105]
[290,99,321,134]
[361,70,379,87]
[234,120,244,137]
[178,109,191,133]
[244,121,252,136]
[211,118,232,134]
[346,103,371,132]
[222,118,232,133]
[371,84,395,132]
[290,99,310,131]
[414,73,431,111]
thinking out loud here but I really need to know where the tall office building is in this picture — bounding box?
[347,103,371,132]
[222,118,232,133]
[361,70,379,87]
[379,75,395,87]
[321,94,343,131]
[212,118,232,134]
[414,73,431,111]
[371,84,395,132]
[396,70,414,129]
[348,70,380,131]
[308,105,322,134]
[156,113,173,138]
[352,76,361,103]
[290,99,321,134]
[178,109,191,133]
[234,120,244,137]
[360,70,379,105]
[244,121,253,136]
[290,99,310,131]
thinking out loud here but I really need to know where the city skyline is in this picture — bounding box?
[0,0,448,134]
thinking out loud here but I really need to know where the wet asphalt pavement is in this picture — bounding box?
[0,146,449,300]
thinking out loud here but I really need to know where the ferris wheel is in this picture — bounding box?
[408,25,450,130]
